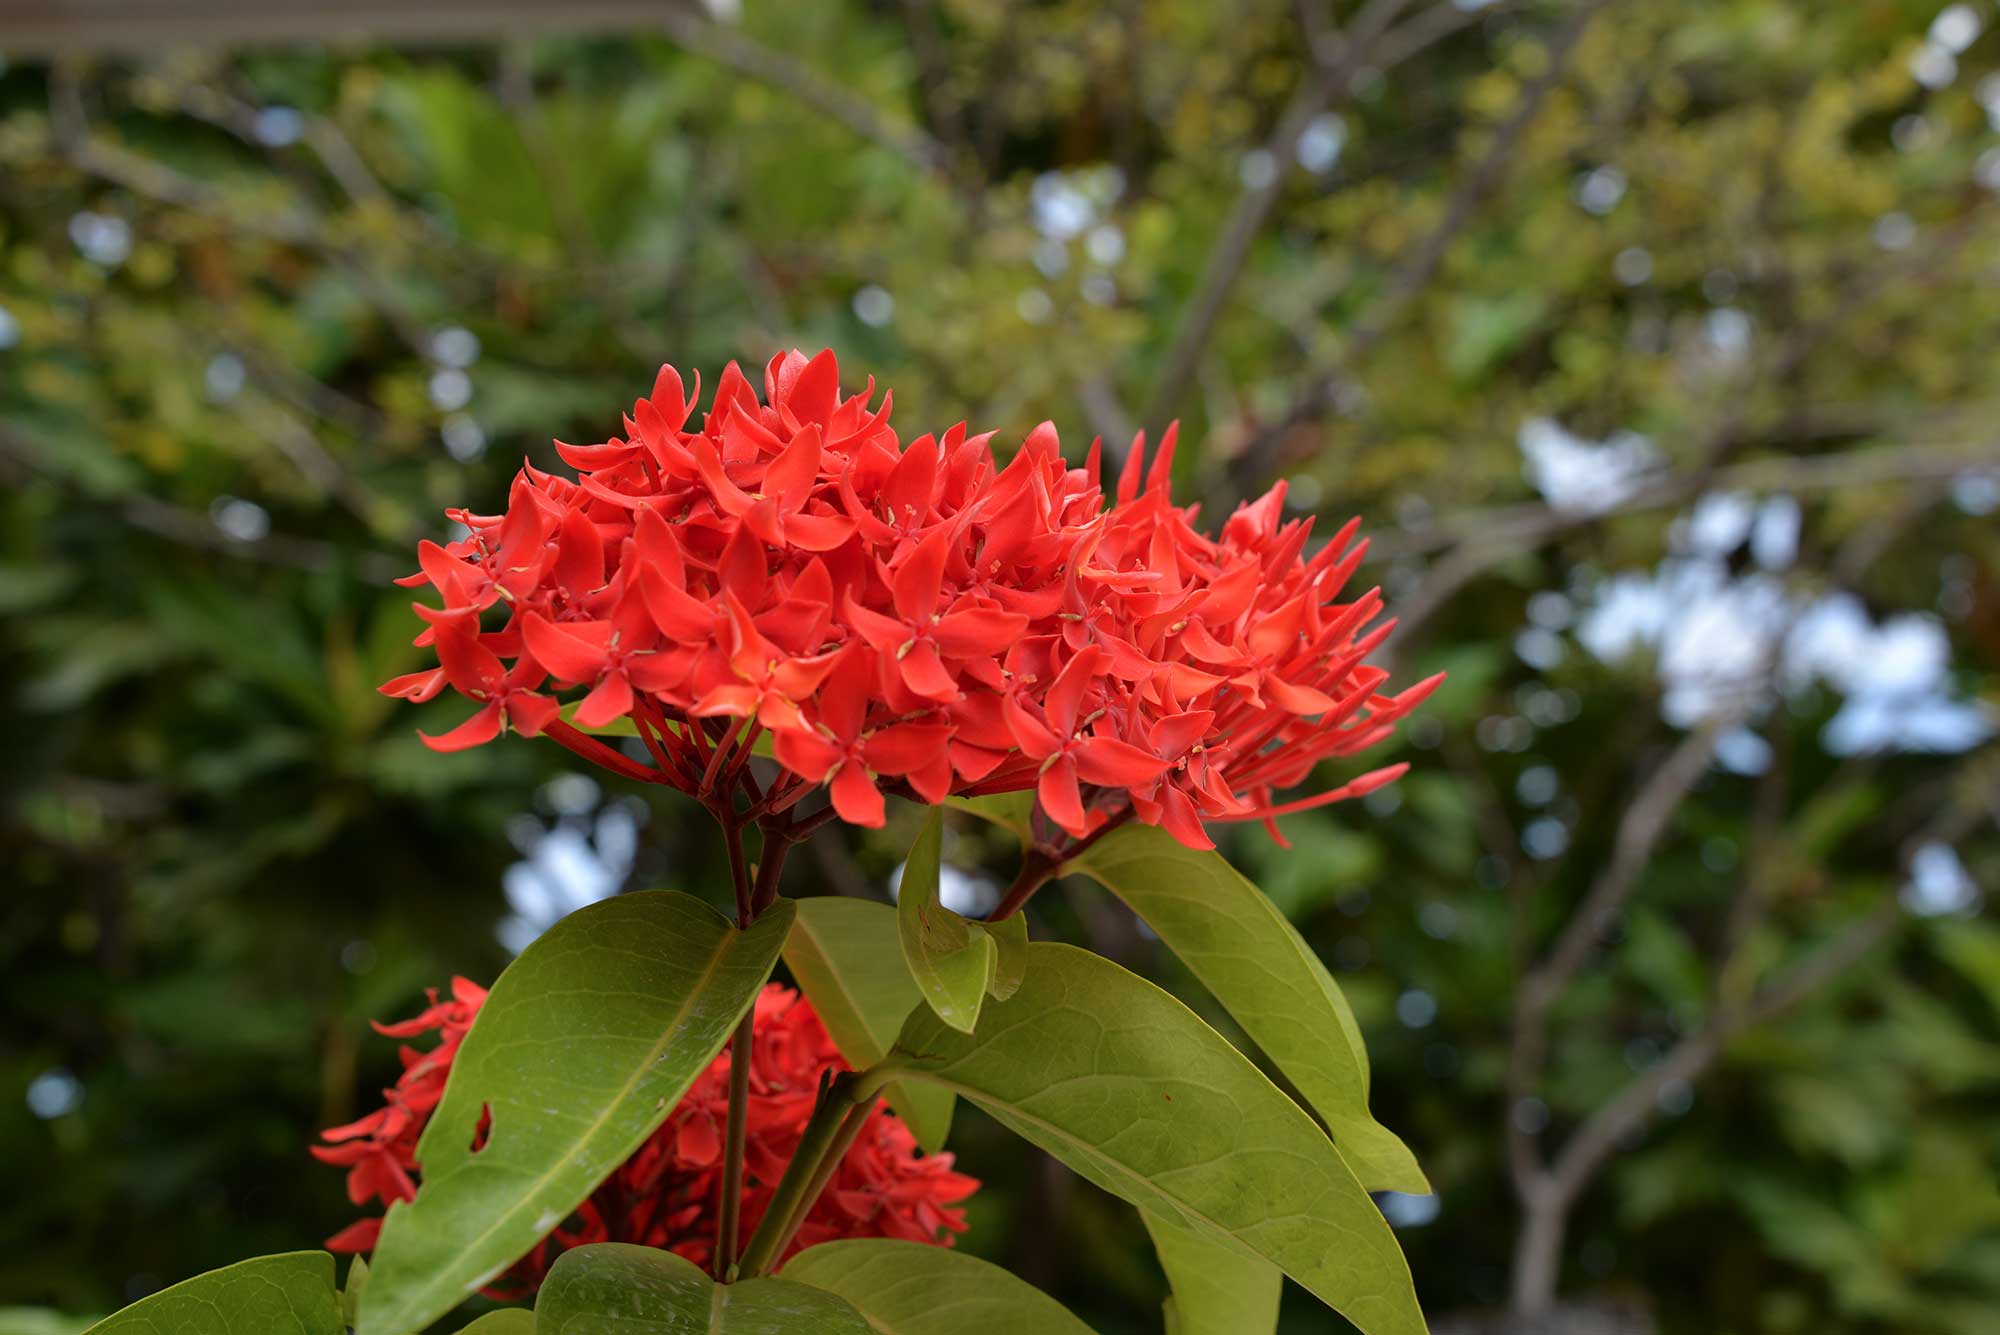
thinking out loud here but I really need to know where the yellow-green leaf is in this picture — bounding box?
[897,808,994,1032]
[1143,1210,1280,1335]
[784,896,957,1152]
[889,943,1426,1335]
[535,1243,870,1333]
[981,910,1029,1002]
[1067,825,1426,1193]
[783,1239,1098,1334]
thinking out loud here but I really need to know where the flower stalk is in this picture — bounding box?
[735,1067,876,1280]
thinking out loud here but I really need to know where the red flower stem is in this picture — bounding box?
[988,805,1136,920]
[713,1007,756,1278]
[747,827,795,918]
[543,720,670,786]
[987,849,1057,922]
[629,707,683,783]
[735,1070,872,1280]
[720,810,753,926]
[699,718,745,797]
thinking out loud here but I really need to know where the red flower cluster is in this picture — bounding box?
[385,349,1437,848]
[314,981,975,1292]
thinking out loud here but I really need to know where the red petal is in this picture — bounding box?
[639,566,714,641]
[1264,676,1337,716]
[773,729,844,782]
[1037,755,1087,836]
[574,672,635,728]
[785,510,858,552]
[379,667,449,702]
[420,701,502,751]
[1043,645,1104,737]
[326,1217,384,1253]
[764,423,823,507]
[1073,736,1170,787]
[934,606,1029,658]
[898,641,958,701]
[786,348,841,426]
[521,613,611,684]
[882,433,937,517]
[862,723,953,775]
[505,692,560,737]
[892,528,951,624]
[831,763,887,826]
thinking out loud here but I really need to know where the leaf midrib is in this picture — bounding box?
[369,918,754,1333]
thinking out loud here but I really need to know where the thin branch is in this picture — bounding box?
[1225,0,1617,498]
[0,423,404,581]
[1527,716,1736,1008]
[1547,901,1902,1202]
[1140,0,1414,432]
[1376,436,1999,661]
[1503,714,1731,1194]
[656,4,949,178]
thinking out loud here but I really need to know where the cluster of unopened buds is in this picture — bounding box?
[314,981,976,1291]
[383,348,1439,871]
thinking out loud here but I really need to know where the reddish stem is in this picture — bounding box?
[544,720,671,785]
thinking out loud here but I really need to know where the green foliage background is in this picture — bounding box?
[2,2,1997,1332]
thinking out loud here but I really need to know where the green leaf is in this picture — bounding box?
[82,1252,341,1335]
[783,897,957,1152]
[0,1310,101,1335]
[980,910,1029,1002]
[898,808,994,1033]
[782,1239,1098,1334]
[556,700,639,736]
[948,793,1036,843]
[340,1257,368,1329]
[358,892,795,1335]
[455,1314,535,1334]
[534,1243,871,1334]
[888,943,1426,1335]
[1143,1210,1280,1335]
[1067,825,1426,1194]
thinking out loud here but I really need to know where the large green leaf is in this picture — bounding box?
[782,1240,1097,1334]
[534,1243,871,1334]
[782,897,957,1152]
[1067,825,1426,1193]
[887,943,1426,1335]
[455,1314,535,1334]
[82,1252,341,1335]
[897,808,994,1033]
[358,892,795,1335]
[1143,1210,1281,1335]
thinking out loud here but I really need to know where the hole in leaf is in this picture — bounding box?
[469,1102,492,1154]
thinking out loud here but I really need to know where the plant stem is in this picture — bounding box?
[748,824,794,917]
[721,814,752,925]
[735,1070,872,1278]
[714,1007,755,1277]
[712,808,765,1274]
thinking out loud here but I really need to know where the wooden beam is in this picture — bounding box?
[0,0,699,52]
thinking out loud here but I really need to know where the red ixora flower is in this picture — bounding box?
[385,349,1440,852]
[314,981,976,1294]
